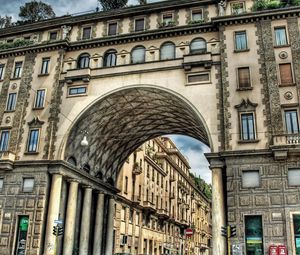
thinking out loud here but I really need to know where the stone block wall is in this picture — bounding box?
[0,166,49,255]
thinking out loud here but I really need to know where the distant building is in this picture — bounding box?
[114,137,212,255]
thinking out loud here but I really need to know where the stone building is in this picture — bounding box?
[0,0,299,254]
[114,137,212,255]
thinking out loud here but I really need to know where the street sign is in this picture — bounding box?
[185,228,193,237]
[54,219,63,224]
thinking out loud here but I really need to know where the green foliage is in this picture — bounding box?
[188,19,204,25]
[251,0,300,11]
[0,16,12,29]
[98,0,128,11]
[19,1,55,22]
[291,0,300,6]
[0,39,34,50]
[191,173,212,199]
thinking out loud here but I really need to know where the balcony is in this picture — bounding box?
[143,200,156,213]
[157,209,169,220]
[65,68,91,83]
[0,151,15,170]
[273,134,300,146]
[182,52,212,71]
[132,163,142,175]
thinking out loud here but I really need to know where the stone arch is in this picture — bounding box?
[63,85,213,183]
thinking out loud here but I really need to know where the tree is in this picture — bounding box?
[0,16,12,28]
[19,1,55,22]
[98,0,128,11]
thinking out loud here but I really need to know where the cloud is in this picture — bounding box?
[166,135,212,184]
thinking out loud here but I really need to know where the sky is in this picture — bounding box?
[0,0,212,184]
[0,0,165,20]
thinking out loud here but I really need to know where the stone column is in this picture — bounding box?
[44,174,63,255]
[93,192,105,255]
[63,180,79,255]
[105,196,115,255]
[79,187,92,255]
[211,160,226,255]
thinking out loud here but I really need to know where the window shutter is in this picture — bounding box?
[279,63,293,85]
[238,67,251,88]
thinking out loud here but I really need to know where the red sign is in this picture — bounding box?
[185,228,193,237]
[269,245,278,255]
[278,245,287,255]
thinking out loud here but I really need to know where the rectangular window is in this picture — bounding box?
[129,209,133,223]
[240,113,255,140]
[192,9,203,21]
[0,130,9,152]
[162,13,173,25]
[231,2,245,14]
[125,176,128,193]
[82,27,91,40]
[41,58,50,74]
[0,64,5,80]
[68,86,87,96]
[49,31,58,40]
[275,27,288,46]
[135,18,145,32]
[27,129,39,152]
[23,178,34,192]
[138,185,141,200]
[285,110,299,134]
[13,62,22,78]
[293,214,300,255]
[136,212,139,225]
[108,22,117,36]
[245,215,264,255]
[121,207,126,221]
[288,169,300,186]
[242,170,260,188]
[238,67,251,89]
[0,178,3,191]
[235,31,248,51]
[279,63,293,85]
[34,89,46,109]
[187,73,210,84]
[6,93,17,111]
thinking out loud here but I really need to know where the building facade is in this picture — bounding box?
[114,137,212,255]
[0,0,299,254]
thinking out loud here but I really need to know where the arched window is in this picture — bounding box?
[82,163,90,173]
[77,53,90,69]
[103,50,117,67]
[160,42,176,60]
[67,156,77,166]
[190,38,206,54]
[131,46,146,64]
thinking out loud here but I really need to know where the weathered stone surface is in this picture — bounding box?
[270,195,282,205]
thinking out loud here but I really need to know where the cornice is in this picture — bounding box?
[212,6,300,25]
[0,0,214,37]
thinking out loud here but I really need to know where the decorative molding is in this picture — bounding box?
[235,99,258,111]
[28,116,45,127]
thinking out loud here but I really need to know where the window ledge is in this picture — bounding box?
[38,73,49,77]
[238,139,260,144]
[279,83,296,87]
[234,49,250,53]
[4,110,15,113]
[10,77,21,81]
[274,44,290,48]
[236,87,253,91]
[32,107,45,110]
[24,152,39,155]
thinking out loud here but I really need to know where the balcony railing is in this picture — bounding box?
[273,134,300,146]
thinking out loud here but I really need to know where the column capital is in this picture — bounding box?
[205,153,224,169]
[67,178,80,183]
[82,185,93,190]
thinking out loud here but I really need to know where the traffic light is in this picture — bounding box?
[230,225,236,237]
[221,226,227,237]
[58,226,64,236]
[53,225,58,236]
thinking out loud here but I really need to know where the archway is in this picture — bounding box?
[59,86,224,255]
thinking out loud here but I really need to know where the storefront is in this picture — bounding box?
[245,215,263,255]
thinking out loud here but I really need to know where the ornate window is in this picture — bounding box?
[26,117,44,153]
[190,38,206,54]
[34,89,46,109]
[234,31,248,51]
[41,58,50,74]
[235,99,258,141]
[103,50,117,67]
[284,110,299,134]
[274,27,288,46]
[0,130,10,152]
[131,46,146,64]
[6,93,17,111]
[13,62,23,78]
[160,42,176,60]
[77,53,90,69]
